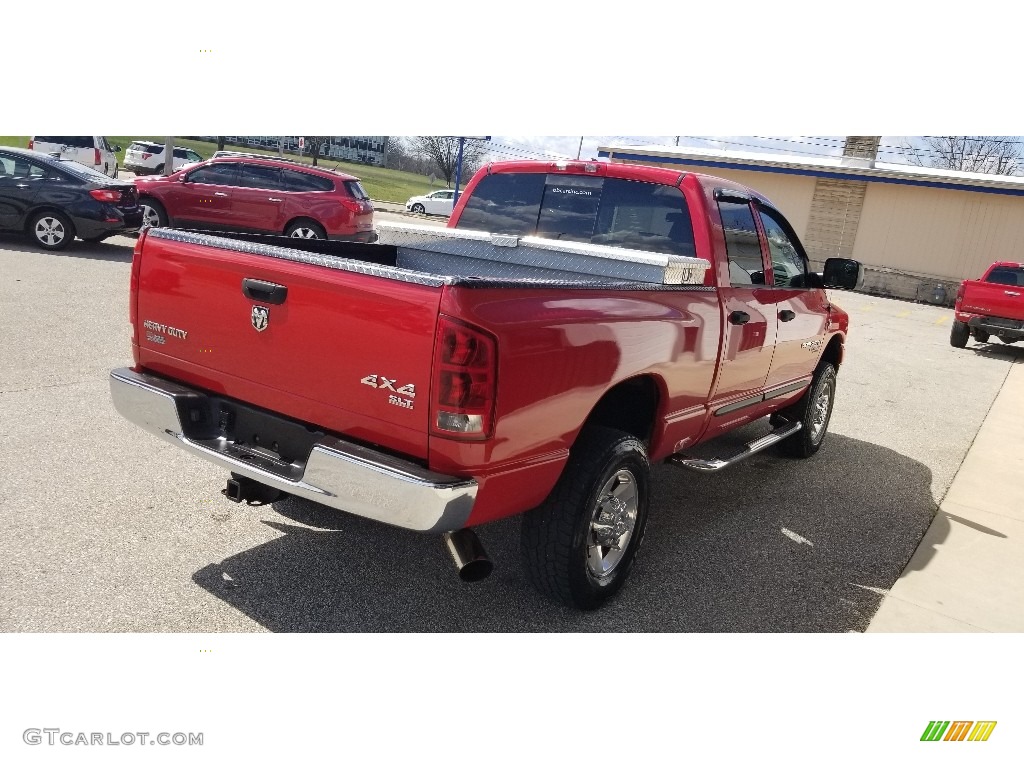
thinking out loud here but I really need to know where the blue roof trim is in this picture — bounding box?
[598,151,1024,198]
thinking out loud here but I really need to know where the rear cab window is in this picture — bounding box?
[985,266,1024,286]
[456,172,696,258]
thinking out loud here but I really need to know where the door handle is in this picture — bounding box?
[729,310,750,325]
[214,192,229,197]
[779,310,796,322]
[242,278,288,305]
[1006,291,1021,297]
[268,197,282,202]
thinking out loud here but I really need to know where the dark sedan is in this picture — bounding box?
[0,146,142,250]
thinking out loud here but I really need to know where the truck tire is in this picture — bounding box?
[520,425,650,610]
[972,329,990,343]
[777,363,837,459]
[950,320,970,348]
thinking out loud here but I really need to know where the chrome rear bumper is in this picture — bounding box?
[109,368,476,533]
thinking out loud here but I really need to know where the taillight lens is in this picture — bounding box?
[339,198,365,214]
[431,316,497,439]
[129,229,147,352]
[28,139,34,150]
[955,281,966,310]
[90,189,122,203]
[95,148,101,166]
[142,152,152,160]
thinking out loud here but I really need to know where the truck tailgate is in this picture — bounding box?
[135,230,443,459]
[961,279,1024,321]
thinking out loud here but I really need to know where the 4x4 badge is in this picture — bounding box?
[251,306,269,332]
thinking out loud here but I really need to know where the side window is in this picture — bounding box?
[282,169,333,192]
[186,163,240,186]
[238,164,284,190]
[717,199,765,286]
[0,154,15,176]
[757,206,809,287]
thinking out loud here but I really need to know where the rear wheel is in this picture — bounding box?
[29,211,75,250]
[520,426,650,610]
[286,220,326,239]
[950,320,970,348]
[140,198,167,229]
[777,363,837,459]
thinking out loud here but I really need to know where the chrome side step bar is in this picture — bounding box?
[668,420,802,472]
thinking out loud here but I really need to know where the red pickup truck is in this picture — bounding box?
[110,159,860,609]
[950,261,1024,347]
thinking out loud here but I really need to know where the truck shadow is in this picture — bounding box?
[192,433,942,632]
[0,233,135,263]
[967,342,1024,361]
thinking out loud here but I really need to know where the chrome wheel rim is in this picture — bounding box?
[290,227,320,239]
[141,205,161,228]
[35,216,66,246]
[587,469,639,578]
[810,378,833,443]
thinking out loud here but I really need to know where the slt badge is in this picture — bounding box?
[251,306,269,332]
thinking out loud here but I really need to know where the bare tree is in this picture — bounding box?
[217,136,226,151]
[301,136,331,166]
[411,136,486,186]
[899,136,1023,175]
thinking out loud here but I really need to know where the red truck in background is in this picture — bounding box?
[110,159,860,609]
[950,261,1024,348]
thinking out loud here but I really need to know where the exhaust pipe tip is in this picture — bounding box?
[443,529,493,582]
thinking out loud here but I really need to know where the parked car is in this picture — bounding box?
[405,189,456,216]
[133,155,375,241]
[28,136,121,178]
[124,141,204,176]
[950,261,1024,347]
[0,146,141,250]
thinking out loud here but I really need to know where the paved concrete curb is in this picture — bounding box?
[867,359,1024,632]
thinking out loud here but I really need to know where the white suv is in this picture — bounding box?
[124,141,204,175]
[29,136,120,177]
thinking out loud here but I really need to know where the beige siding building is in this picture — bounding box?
[598,140,1024,304]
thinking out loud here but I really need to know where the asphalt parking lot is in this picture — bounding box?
[1,228,1021,632]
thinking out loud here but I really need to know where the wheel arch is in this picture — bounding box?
[284,215,327,235]
[819,332,844,372]
[577,374,663,447]
[24,205,75,233]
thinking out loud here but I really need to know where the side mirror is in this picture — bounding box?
[114,145,122,152]
[822,258,861,290]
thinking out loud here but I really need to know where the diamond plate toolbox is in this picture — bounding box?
[376,222,710,285]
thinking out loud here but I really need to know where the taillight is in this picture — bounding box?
[339,198,363,214]
[95,148,101,166]
[28,139,34,150]
[129,230,147,351]
[142,152,152,160]
[90,189,122,203]
[955,281,966,310]
[431,316,497,439]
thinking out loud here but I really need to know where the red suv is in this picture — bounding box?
[134,154,375,241]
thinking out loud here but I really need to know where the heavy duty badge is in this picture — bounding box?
[251,306,269,332]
